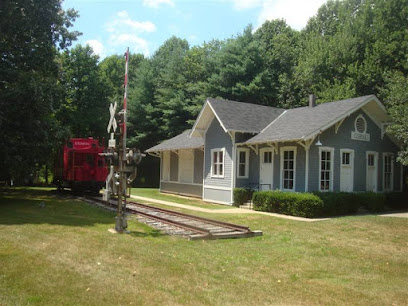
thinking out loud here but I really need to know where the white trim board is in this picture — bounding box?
[203,185,232,191]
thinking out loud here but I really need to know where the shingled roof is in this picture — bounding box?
[145,130,203,153]
[246,95,378,144]
[207,98,285,133]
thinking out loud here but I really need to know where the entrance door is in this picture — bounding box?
[259,148,273,190]
[340,149,354,192]
[366,152,378,192]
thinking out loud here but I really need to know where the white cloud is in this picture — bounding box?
[104,11,156,57]
[143,0,175,9]
[114,34,150,56]
[231,0,262,10]
[86,39,105,58]
[257,0,326,30]
[106,11,156,33]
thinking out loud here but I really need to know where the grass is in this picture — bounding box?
[0,188,407,305]
[130,188,234,210]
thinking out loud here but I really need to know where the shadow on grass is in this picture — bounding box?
[0,188,113,227]
[128,229,164,238]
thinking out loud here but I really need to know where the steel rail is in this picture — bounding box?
[127,200,250,232]
[83,196,214,236]
[128,208,211,236]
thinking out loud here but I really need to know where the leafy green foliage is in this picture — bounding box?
[57,45,111,138]
[312,192,361,216]
[252,191,324,218]
[253,190,405,217]
[0,0,79,182]
[380,72,408,165]
[233,188,253,207]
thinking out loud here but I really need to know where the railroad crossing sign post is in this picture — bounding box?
[102,47,144,234]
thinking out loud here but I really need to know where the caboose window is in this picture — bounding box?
[86,154,94,165]
[98,160,103,167]
[74,153,83,166]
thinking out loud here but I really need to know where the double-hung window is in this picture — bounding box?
[280,147,296,191]
[319,147,334,191]
[211,149,224,178]
[237,148,249,178]
[383,153,393,191]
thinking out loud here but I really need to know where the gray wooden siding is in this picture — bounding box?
[161,181,202,198]
[203,187,231,204]
[308,110,401,192]
[194,149,204,184]
[170,151,178,181]
[204,117,233,188]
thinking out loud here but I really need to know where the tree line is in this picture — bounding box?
[1,0,407,185]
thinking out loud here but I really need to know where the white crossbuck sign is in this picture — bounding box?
[107,102,118,132]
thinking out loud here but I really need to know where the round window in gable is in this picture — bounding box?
[355,115,367,133]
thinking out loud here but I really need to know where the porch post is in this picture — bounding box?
[305,146,309,192]
[230,132,236,204]
[159,151,162,192]
[401,164,404,192]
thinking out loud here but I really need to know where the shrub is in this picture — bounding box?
[312,192,360,216]
[355,192,385,212]
[252,191,324,218]
[385,192,408,210]
[253,190,404,218]
[233,188,252,207]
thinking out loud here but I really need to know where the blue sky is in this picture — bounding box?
[62,0,327,59]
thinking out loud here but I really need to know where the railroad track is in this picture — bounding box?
[80,195,262,240]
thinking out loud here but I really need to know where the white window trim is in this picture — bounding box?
[383,152,394,192]
[280,146,297,191]
[211,148,225,178]
[237,148,249,179]
[354,114,367,134]
[340,148,354,192]
[319,146,335,192]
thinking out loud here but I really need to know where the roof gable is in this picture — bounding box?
[190,98,285,137]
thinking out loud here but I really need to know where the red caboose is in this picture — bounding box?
[54,138,108,192]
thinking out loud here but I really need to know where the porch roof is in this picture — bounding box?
[145,130,204,153]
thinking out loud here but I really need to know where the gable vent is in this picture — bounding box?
[355,115,367,133]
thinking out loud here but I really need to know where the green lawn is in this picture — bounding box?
[0,188,407,305]
[131,188,234,210]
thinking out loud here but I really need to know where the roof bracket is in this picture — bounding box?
[267,142,278,154]
[298,136,316,150]
[335,118,346,134]
[148,152,160,158]
[381,123,391,140]
[171,150,179,156]
[249,144,258,155]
